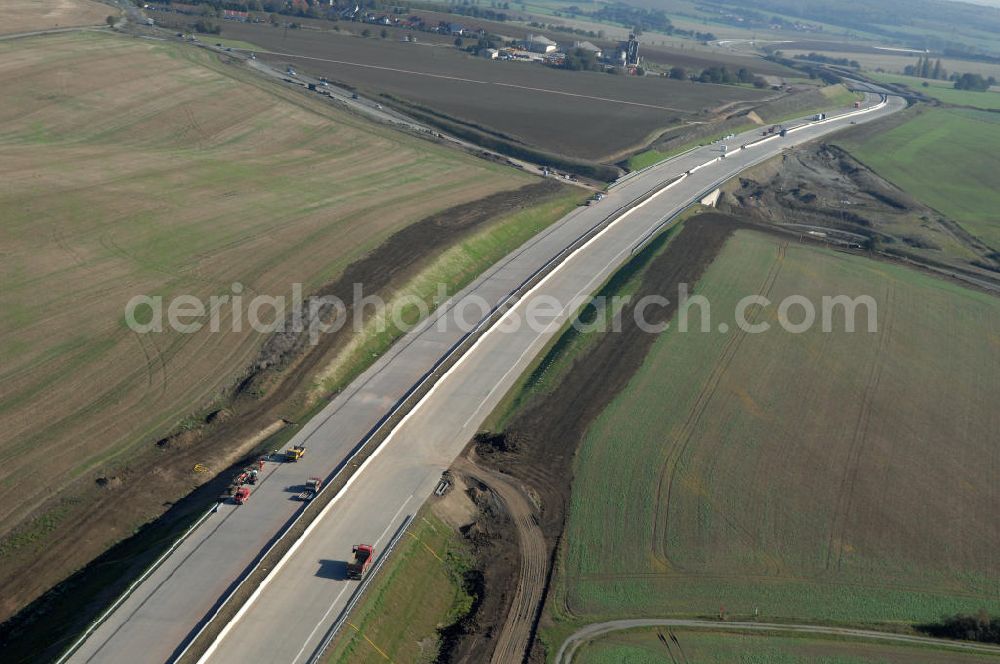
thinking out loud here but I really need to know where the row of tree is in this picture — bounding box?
[667,66,767,88]
[793,52,861,69]
[903,56,948,80]
[953,72,997,91]
[903,56,997,91]
[920,610,1000,644]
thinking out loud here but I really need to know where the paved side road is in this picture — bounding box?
[64,92,903,664]
[555,619,1000,663]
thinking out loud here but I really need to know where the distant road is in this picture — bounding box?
[555,619,1000,663]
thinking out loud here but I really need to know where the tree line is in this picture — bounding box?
[919,610,1000,644]
[903,55,997,91]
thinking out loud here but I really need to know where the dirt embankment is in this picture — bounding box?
[718,143,1000,289]
[440,215,744,663]
[0,180,568,662]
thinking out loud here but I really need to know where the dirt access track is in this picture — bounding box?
[445,214,745,662]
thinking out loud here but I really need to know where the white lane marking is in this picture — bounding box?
[375,496,412,548]
[291,586,350,664]
[290,496,412,664]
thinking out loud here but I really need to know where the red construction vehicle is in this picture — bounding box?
[234,487,251,504]
[297,477,322,501]
[346,544,375,579]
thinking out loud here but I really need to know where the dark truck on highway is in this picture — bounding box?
[346,544,375,580]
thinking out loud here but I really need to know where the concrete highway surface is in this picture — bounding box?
[64,92,904,664]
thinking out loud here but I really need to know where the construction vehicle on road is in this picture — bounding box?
[234,487,251,505]
[286,445,306,462]
[347,544,375,579]
[298,477,322,501]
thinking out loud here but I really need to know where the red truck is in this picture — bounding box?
[234,487,251,504]
[346,544,375,580]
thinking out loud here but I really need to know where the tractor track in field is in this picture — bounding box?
[826,282,895,573]
[651,239,787,571]
[554,618,1000,664]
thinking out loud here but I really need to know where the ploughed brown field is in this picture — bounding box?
[0,29,530,613]
[0,0,109,35]
[219,21,775,161]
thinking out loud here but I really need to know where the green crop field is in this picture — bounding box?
[575,629,1000,663]
[326,514,473,664]
[835,107,1000,250]
[550,230,1000,630]
[869,72,1000,110]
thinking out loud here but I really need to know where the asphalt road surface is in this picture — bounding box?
[64,92,904,664]
[554,619,1000,663]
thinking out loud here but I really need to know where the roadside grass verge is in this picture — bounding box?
[312,189,584,399]
[325,513,473,664]
[481,208,700,432]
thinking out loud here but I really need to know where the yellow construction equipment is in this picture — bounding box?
[285,445,306,462]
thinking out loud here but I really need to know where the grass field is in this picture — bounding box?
[834,106,1000,250]
[326,514,473,664]
[781,49,1000,80]
[551,229,1000,629]
[0,31,530,548]
[868,72,1000,110]
[0,0,109,35]
[575,629,1000,663]
[217,22,771,162]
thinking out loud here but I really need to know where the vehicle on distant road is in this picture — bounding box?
[285,445,306,462]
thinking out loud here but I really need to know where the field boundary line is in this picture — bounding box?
[555,619,1000,664]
